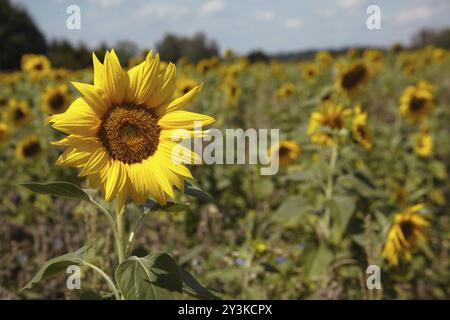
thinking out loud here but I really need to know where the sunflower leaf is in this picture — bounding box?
[115,252,182,300]
[144,199,189,212]
[184,180,214,202]
[23,246,90,290]
[19,181,92,202]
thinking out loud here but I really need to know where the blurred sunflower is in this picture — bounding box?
[300,62,319,82]
[276,83,296,100]
[315,51,332,70]
[399,81,434,122]
[352,105,372,150]
[16,135,42,159]
[48,49,214,209]
[51,68,70,82]
[8,99,31,127]
[223,48,235,59]
[42,84,71,114]
[0,122,9,145]
[176,77,199,98]
[413,131,433,157]
[308,101,351,146]
[21,54,51,79]
[269,140,300,166]
[382,204,429,266]
[337,61,370,94]
[223,79,241,107]
[197,58,218,74]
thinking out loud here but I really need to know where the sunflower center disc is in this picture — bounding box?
[342,64,367,90]
[98,103,161,164]
[49,93,65,110]
[410,96,425,112]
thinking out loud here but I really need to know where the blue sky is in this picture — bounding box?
[11,0,450,54]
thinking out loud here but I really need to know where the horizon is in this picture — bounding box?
[10,0,450,55]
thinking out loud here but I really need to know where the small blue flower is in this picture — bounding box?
[275,256,287,264]
[235,258,246,266]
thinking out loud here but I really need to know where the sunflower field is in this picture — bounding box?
[0,46,449,300]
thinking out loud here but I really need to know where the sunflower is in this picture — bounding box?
[337,61,370,94]
[48,49,214,209]
[315,51,332,70]
[21,54,51,79]
[300,62,319,82]
[308,101,351,146]
[223,79,241,107]
[16,135,42,159]
[42,85,71,114]
[8,99,31,127]
[51,68,70,81]
[176,77,199,98]
[269,140,300,166]
[223,48,235,59]
[276,83,296,100]
[197,58,218,74]
[382,204,429,266]
[0,122,9,145]
[413,131,433,157]
[352,105,372,150]
[399,81,434,122]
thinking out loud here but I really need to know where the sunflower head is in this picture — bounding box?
[0,122,9,145]
[300,62,319,82]
[51,68,70,81]
[308,101,351,146]
[176,78,199,98]
[413,131,433,157]
[382,204,429,266]
[48,49,214,210]
[223,79,241,107]
[21,54,51,79]
[400,81,434,122]
[338,61,370,94]
[276,83,296,100]
[42,84,71,114]
[352,105,372,150]
[8,99,31,127]
[315,51,333,69]
[270,140,300,166]
[16,135,42,159]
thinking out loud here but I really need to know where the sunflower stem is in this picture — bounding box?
[116,207,126,265]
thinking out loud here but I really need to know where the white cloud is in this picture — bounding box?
[396,6,433,23]
[200,0,225,16]
[87,0,124,8]
[134,4,189,19]
[336,0,367,8]
[284,18,303,29]
[255,10,275,22]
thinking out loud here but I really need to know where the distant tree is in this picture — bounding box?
[114,40,139,65]
[412,28,450,48]
[247,50,269,63]
[156,33,219,63]
[48,40,91,70]
[0,0,47,70]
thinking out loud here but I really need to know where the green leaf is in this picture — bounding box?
[115,252,183,300]
[184,181,214,202]
[144,199,189,212]
[304,244,334,280]
[180,269,220,300]
[19,182,91,202]
[337,175,375,197]
[23,246,90,290]
[329,196,356,244]
[272,196,313,228]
